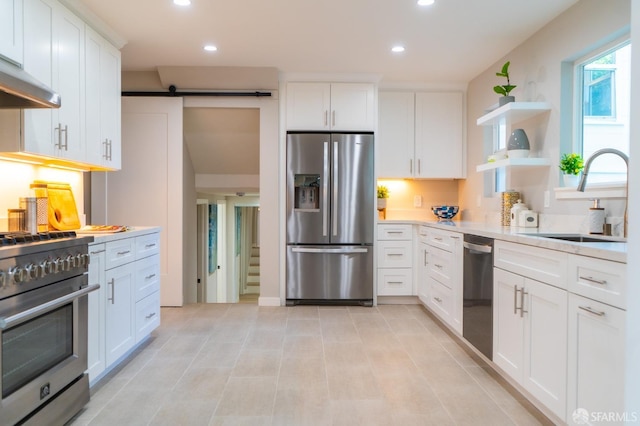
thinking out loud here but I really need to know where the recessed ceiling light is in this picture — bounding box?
[204,45,217,52]
[417,0,435,5]
[391,46,405,53]
[173,0,191,6]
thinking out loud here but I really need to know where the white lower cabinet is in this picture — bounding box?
[567,293,625,425]
[87,243,106,382]
[376,224,414,296]
[105,261,135,365]
[493,268,568,420]
[416,226,429,305]
[87,230,160,384]
[424,228,462,334]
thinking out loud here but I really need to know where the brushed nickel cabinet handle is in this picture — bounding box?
[579,306,606,317]
[579,275,607,285]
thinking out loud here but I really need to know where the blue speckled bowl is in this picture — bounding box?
[431,205,459,220]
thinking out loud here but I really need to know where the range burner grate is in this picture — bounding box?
[0,231,78,247]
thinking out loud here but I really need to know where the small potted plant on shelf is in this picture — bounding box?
[494,61,517,106]
[377,185,389,209]
[559,153,584,187]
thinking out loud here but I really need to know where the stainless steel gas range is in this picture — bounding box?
[0,231,97,426]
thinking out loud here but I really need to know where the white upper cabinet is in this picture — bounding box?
[85,27,121,169]
[286,82,375,131]
[0,0,122,170]
[0,0,23,64]
[22,0,85,161]
[377,92,415,178]
[377,91,465,179]
[415,92,465,178]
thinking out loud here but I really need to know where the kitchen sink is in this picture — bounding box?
[524,233,626,243]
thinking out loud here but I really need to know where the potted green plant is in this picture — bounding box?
[494,61,517,106]
[559,153,584,187]
[377,185,389,209]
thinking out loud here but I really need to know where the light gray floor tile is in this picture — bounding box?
[70,303,550,426]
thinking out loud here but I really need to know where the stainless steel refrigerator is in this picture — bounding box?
[286,132,374,305]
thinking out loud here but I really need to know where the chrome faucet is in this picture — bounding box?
[577,148,629,238]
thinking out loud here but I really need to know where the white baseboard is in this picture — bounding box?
[258,296,282,307]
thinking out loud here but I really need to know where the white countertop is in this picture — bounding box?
[379,219,627,263]
[84,226,161,244]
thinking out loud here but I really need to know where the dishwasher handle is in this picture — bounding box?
[463,241,493,254]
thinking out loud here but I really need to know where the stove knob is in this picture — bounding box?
[0,270,5,287]
[77,253,89,267]
[52,258,62,274]
[44,259,55,275]
[66,254,76,270]
[25,263,41,280]
[38,261,48,277]
[10,266,27,283]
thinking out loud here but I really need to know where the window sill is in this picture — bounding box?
[554,183,626,200]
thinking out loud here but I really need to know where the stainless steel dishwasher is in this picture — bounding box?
[463,234,494,360]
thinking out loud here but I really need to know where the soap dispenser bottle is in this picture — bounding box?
[588,199,605,234]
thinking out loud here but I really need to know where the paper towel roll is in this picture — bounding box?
[588,208,605,234]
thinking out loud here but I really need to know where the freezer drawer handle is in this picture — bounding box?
[291,247,368,254]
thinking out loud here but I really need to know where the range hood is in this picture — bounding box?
[0,59,61,109]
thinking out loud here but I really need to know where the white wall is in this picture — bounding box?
[461,0,631,227]
[183,143,197,304]
[625,0,639,416]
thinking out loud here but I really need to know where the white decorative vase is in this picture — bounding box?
[377,198,387,209]
[562,173,580,188]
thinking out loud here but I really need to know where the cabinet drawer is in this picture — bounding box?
[135,254,160,302]
[568,255,626,309]
[136,232,160,259]
[428,279,453,320]
[377,240,413,268]
[494,240,568,289]
[105,238,136,270]
[377,224,412,240]
[427,228,460,252]
[428,246,453,288]
[135,291,160,343]
[377,268,413,296]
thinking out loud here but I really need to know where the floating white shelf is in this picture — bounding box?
[476,102,552,126]
[476,157,551,172]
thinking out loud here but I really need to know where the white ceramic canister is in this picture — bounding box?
[518,210,539,228]
[510,199,528,228]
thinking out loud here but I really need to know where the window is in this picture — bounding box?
[577,42,631,184]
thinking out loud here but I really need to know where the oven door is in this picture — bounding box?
[0,275,98,426]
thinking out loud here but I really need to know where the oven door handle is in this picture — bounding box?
[0,284,100,330]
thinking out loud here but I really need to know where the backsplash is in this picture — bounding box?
[377,179,459,221]
[0,160,85,231]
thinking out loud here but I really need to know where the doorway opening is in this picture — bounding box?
[235,206,260,303]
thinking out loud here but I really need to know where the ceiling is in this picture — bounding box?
[75,0,579,195]
[77,0,578,84]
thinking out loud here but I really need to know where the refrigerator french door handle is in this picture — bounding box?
[332,141,339,237]
[323,141,329,237]
[291,247,369,254]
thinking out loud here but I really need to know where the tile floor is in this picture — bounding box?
[69,303,552,426]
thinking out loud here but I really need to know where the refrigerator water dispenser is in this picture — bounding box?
[294,174,320,210]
